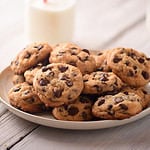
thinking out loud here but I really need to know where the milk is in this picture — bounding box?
[24,0,76,44]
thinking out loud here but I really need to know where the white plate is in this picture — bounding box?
[1,67,150,130]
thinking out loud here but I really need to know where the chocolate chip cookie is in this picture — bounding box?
[107,48,150,87]
[83,71,124,95]
[52,95,93,121]
[8,82,45,113]
[33,63,84,107]
[49,42,96,74]
[92,92,143,120]
[121,86,150,109]
[93,49,112,72]
[10,42,52,74]
[24,64,42,85]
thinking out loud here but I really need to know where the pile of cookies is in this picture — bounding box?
[8,42,150,121]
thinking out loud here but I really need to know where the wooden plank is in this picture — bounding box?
[0,111,38,150]
[0,103,8,116]
[10,115,150,150]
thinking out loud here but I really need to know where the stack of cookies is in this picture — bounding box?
[8,42,150,121]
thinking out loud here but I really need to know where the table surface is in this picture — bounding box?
[1,0,150,150]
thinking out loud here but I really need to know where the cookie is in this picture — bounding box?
[93,49,112,72]
[24,64,42,85]
[49,42,96,74]
[10,42,52,74]
[107,48,150,87]
[8,82,45,113]
[52,95,93,121]
[83,71,124,95]
[33,63,84,107]
[121,86,150,109]
[12,74,25,85]
[92,92,143,120]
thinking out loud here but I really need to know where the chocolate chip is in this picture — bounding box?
[113,56,122,63]
[96,67,104,71]
[142,90,147,94]
[97,52,103,56]
[34,45,43,50]
[60,75,70,80]
[82,112,88,120]
[98,99,105,106]
[93,85,102,92]
[119,104,128,110]
[114,97,124,104]
[63,104,68,110]
[124,91,129,95]
[53,88,63,98]
[13,87,21,92]
[68,94,72,100]
[68,106,79,116]
[146,58,150,61]
[71,51,77,55]
[138,58,145,63]
[133,66,137,70]
[24,52,31,59]
[72,72,78,77]
[108,105,113,110]
[82,49,90,54]
[79,97,90,103]
[142,71,149,80]
[108,110,115,115]
[39,78,49,86]
[100,73,108,81]
[25,98,35,103]
[125,61,130,66]
[42,67,49,72]
[127,70,134,77]
[65,80,73,87]
[71,47,78,50]
[83,79,88,82]
[78,56,89,62]
[58,66,68,72]
[69,61,77,66]
[23,90,30,95]
[128,52,136,59]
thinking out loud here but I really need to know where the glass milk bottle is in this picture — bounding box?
[24,0,76,44]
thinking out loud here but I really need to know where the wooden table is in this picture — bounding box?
[1,0,150,149]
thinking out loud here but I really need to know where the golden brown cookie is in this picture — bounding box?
[83,71,124,95]
[8,82,45,113]
[10,42,52,74]
[24,64,43,85]
[49,42,96,74]
[93,49,112,72]
[92,92,142,120]
[107,48,150,87]
[121,86,150,109]
[33,63,84,107]
[52,95,93,121]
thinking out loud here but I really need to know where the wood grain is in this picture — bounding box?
[11,115,150,150]
[0,111,38,150]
